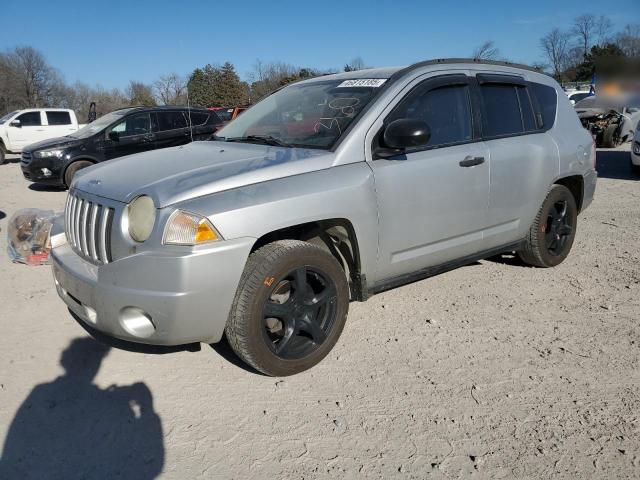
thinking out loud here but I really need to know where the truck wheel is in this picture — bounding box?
[518,184,577,268]
[601,124,617,148]
[225,240,349,376]
[0,144,6,165]
[64,160,93,188]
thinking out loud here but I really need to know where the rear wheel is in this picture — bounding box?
[518,185,578,268]
[601,124,618,148]
[0,144,6,165]
[225,240,349,376]
[64,160,93,188]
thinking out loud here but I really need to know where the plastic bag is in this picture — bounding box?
[7,209,62,265]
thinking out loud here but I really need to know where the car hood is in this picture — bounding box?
[73,141,337,207]
[22,136,83,152]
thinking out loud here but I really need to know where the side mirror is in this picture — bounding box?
[108,130,120,142]
[376,119,431,159]
[9,119,21,128]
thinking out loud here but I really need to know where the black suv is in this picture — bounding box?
[21,106,222,188]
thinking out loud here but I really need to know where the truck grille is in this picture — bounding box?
[21,152,32,166]
[64,192,114,264]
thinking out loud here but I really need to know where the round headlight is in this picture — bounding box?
[127,195,156,242]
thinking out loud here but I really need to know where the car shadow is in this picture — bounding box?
[28,183,65,192]
[0,210,5,220]
[209,336,264,375]
[596,148,638,180]
[483,252,527,267]
[0,337,165,479]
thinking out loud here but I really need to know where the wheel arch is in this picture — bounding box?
[62,157,98,185]
[251,218,366,301]
[554,175,584,212]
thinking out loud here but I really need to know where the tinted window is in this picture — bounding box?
[215,109,234,122]
[389,84,473,147]
[186,112,209,125]
[480,84,523,137]
[111,113,151,136]
[46,111,71,125]
[530,83,557,129]
[16,111,41,126]
[517,87,536,131]
[157,111,188,131]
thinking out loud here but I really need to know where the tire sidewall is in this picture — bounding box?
[64,160,92,188]
[536,186,578,267]
[242,246,349,376]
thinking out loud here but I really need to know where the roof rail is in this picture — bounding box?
[395,58,547,78]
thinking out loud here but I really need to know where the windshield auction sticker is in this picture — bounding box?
[336,79,387,88]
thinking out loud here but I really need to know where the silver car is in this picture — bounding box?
[51,59,597,376]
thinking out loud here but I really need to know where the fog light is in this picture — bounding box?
[41,168,52,177]
[119,307,155,338]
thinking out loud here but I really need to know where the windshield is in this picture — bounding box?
[0,111,19,124]
[68,110,130,139]
[214,79,386,149]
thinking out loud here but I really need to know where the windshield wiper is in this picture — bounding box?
[224,135,291,147]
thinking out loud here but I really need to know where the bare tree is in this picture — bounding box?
[595,15,613,45]
[248,60,299,100]
[153,73,187,105]
[0,46,60,109]
[472,41,500,60]
[344,57,368,71]
[126,81,156,106]
[572,14,611,58]
[540,28,571,80]
[616,24,640,57]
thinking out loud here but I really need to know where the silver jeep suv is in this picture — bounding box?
[51,59,597,376]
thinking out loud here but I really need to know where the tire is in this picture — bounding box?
[601,124,617,148]
[64,160,93,188]
[632,161,640,176]
[518,184,578,268]
[0,144,6,165]
[225,240,349,376]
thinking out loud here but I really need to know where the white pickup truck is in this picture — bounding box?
[0,108,85,164]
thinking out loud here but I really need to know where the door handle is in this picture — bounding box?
[459,156,485,167]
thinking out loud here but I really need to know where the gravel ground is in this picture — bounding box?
[0,145,638,479]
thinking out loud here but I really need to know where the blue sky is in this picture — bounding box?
[1,0,637,89]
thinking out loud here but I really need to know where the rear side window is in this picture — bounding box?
[529,83,557,129]
[157,111,188,131]
[388,84,473,147]
[16,111,41,126]
[46,111,72,125]
[479,84,523,137]
[185,112,209,126]
[517,87,536,132]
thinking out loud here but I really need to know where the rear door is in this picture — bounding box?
[369,74,491,281]
[476,74,559,249]
[154,110,192,149]
[45,111,76,137]
[103,112,157,160]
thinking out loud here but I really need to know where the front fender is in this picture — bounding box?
[175,162,379,281]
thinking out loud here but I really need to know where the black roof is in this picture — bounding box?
[114,105,211,114]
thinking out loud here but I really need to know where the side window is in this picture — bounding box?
[157,111,188,131]
[16,111,42,126]
[46,111,72,125]
[186,112,208,126]
[388,84,473,147]
[529,83,557,129]
[479,84,524,137]
[517,87,536,132]
[111,113,152,137]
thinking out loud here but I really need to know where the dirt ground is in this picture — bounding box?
[0,145,638,479]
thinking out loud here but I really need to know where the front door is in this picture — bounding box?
[369,75,490,282]
[104,112,156,160]
[7,111,46,151]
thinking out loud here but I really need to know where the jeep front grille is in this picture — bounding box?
[64,192,114,264]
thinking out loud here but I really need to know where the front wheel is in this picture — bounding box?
[518,184,578,268]
[225,240,349,376]
[0,144,6,165]
[64,160,93,188]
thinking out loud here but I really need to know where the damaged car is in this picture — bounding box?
[575,94,640,148]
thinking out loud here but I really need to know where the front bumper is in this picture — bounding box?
[52,237,255,345]
[21,154,65,185]
[582,168,597,211]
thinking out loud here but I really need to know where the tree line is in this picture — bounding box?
[0,48,367,120]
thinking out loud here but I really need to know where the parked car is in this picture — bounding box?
[567,91,592,105]
[208,106,247,124]
[21,106,222,188]
[631,122,640,174]
[0,109,85,164]
[575,94,640,147]
[51,59,597,376]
